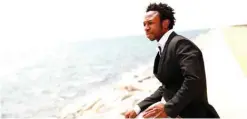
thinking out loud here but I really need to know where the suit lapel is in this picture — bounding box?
[153,52,160,76]
[157,32,177,77]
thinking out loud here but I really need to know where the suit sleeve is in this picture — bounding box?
[164,39,205,117]
[137,85,163,112]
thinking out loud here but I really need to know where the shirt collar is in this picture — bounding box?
[157,29,173,53]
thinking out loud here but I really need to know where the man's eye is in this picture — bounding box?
[144,21,152,26]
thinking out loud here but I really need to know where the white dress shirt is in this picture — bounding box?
[133,29,174,114]
[157,29,174,55]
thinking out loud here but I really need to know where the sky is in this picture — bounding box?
[0,0,247,42]
[0,0,246,76]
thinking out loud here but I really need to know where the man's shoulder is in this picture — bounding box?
[170,33,201,51]
[171,32,188,40]
[168,33,186,48]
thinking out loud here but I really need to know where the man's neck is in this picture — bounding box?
[156,29,174,53]
[156,29,169,42]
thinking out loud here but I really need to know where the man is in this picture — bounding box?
[125,3,219,118]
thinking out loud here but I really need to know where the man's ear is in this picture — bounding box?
[162,19,170,29]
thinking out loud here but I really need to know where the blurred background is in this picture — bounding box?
[0,0,246,118]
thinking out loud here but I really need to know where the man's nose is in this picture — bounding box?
[144,25,150,32]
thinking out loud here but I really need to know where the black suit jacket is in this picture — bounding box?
[138,32,219,118]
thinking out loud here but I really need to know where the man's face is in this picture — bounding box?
[143,11,163,41]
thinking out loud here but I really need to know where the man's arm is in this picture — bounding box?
[137,85,164,113]
[164,39,206,117]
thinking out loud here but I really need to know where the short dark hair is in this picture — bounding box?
[146,3,176,29]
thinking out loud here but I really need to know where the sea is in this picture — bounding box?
[0,29,209,118]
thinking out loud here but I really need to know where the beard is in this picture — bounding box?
[146,34,156,41]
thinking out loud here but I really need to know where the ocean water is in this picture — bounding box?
[0,29,209,118]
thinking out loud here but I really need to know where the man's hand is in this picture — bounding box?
[125,110,137,119]
[143,103,168,118]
